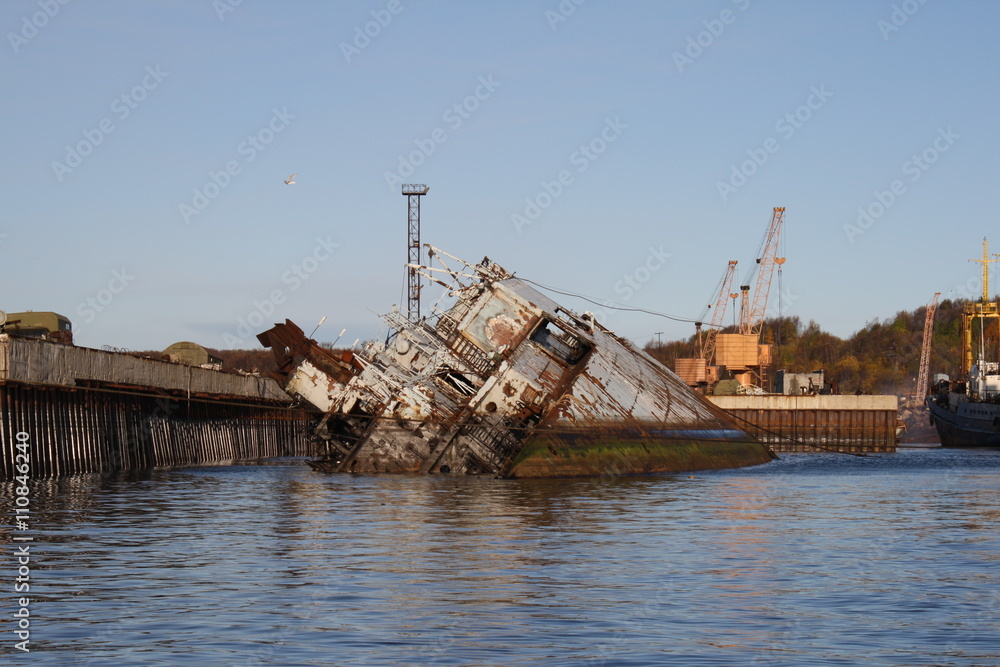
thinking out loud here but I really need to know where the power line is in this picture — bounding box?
[516,277,699,324]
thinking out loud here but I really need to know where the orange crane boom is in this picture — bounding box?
[739,207,785,337]
[916,292,940,399]
[702,260,738,365]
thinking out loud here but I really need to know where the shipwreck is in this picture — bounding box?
[257,247,775,478]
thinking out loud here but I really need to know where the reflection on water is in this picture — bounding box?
[2,448,999,666]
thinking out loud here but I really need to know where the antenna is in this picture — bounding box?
[402,184,429,320]
[309,316,327,338]
[332,327,347,347]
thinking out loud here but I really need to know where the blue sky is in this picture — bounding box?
[2,0,998,351]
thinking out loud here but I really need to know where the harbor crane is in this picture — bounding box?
[672,207,786,391]
[672,260,737,389]
[915,292,940,400]
[711,207,786,391]
[739,207,785,336]
[701,260,739,365]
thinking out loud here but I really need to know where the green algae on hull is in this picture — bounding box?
[508,430,775,478]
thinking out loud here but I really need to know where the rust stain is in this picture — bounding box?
[485,314,520,348]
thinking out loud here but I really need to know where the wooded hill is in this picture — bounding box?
[643,298,984,396]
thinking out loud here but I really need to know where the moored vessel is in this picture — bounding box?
[927,239,1000,447]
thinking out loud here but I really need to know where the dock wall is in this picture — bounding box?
[1,382,313,479]
[708,394,899,452]
[0,336,313,479]
[0,335,288,400]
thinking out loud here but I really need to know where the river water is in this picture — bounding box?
[3,447,999,666]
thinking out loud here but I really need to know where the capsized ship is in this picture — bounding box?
[257,247,775,477]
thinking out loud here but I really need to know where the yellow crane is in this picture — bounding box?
[962,238,1000,376]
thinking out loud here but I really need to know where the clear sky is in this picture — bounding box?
[3,1,998,351]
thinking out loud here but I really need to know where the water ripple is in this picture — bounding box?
[2,450,998,665]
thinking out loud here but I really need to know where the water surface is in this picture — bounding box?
[3,447,999,666]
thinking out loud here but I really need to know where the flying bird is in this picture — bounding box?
[284,173,297,185]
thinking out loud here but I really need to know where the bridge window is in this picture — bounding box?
[530,319,589,364]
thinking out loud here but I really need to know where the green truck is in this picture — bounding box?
[0,311,73,344]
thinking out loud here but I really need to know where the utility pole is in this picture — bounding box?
[401,184,429,320]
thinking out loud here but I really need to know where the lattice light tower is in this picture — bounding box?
[402,184,429,320]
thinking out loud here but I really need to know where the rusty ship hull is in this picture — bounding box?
[258,248,774,478]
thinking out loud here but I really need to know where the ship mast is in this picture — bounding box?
[963,238,1000,376]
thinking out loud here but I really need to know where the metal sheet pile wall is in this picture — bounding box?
[0,382,312,479]
[709,395,899,452]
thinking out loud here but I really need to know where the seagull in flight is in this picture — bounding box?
[284,173,297,185]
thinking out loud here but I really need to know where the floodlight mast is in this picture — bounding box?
[402,184,429,320]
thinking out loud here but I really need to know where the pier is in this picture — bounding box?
[1,335,312,479]
[709,394,900,453]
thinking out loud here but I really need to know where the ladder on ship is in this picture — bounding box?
[463,419,526,476]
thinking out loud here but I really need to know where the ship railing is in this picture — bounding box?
[463,419,525,476]
[444,331,495,378]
